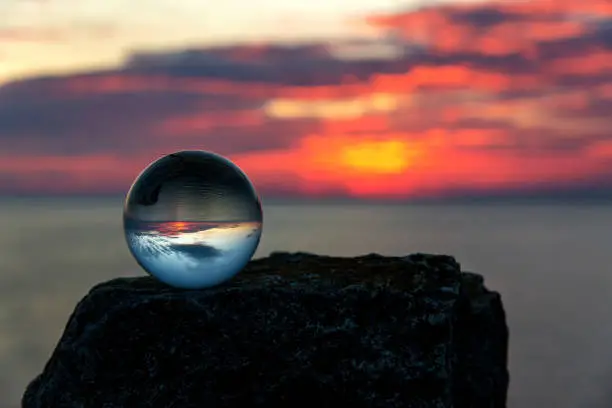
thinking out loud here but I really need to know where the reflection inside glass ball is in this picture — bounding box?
[123,150,262,289]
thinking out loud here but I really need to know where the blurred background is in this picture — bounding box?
[2,0,612,407]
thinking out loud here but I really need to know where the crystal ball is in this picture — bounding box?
[123,150,263,289]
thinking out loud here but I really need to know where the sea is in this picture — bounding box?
[1,197,611,408]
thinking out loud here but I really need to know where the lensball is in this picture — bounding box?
[123,150,262,289]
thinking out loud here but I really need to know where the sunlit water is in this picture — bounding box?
[1,198,612,408]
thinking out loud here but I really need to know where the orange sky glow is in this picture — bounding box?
[0,0,611,200]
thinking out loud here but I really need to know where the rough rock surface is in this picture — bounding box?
[23,252,509,408]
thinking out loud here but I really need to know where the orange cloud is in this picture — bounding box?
[265,93,398,119]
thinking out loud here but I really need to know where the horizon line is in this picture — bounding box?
[1,193,611,205]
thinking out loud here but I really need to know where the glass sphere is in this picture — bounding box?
[123,150,262,289]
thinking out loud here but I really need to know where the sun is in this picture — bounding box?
[340,140,414,174]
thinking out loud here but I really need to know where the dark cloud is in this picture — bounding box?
[0,88,316,156]
[120,44,545,85]
[0,62,319,156]
[447,6,531,27]
[537,21,612,59]
[123,44,414,85]
[0,91,204,155]
[124,50,280,83]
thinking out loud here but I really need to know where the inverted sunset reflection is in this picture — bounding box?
[123,151,263,289]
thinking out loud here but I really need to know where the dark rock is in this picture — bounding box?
[23,252,509,408]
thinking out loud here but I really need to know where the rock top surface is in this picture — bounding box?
[23,252,509,408]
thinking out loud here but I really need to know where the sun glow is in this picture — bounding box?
[340,140,415,174]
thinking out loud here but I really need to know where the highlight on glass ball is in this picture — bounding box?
[123,150,263,289]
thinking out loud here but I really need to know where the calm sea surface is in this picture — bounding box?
[1,198,611,407]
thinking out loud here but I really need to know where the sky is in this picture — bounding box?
[0,0,611,200]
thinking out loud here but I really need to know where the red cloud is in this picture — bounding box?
[366,0,608,60]
[160,110,266,134]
